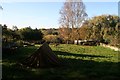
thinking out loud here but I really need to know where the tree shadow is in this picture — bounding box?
[2,46,37,62]
[54,51,107,58]
[2,49,120,80]
[53,51,120,80]
[62,58,120,80]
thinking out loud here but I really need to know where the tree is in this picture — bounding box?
[79,24,91,40]
[18,27,43,41]
[59,0,87,43]
[81,15,120,46]
[2,24,13,40]
[2,24,21,50]
[12,26,18,31]
[59,27,71,43]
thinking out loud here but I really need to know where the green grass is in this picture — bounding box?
[2,44,120,80]
[51,44,119,62]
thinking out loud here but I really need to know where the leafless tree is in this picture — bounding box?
[59,0,87,43]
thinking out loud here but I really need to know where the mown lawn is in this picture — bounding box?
[2,44,120,80]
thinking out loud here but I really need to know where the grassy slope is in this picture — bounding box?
[2,44,120,80]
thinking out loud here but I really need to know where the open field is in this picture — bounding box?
[2,44,120,80]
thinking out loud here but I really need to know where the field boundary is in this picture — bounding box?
[100,43,120,51]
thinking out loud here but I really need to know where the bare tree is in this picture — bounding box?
[59,0,87,43]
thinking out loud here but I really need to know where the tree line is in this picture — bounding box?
[2,25,43,47]
[2,14,120,47]
[59,15,120,47]
[2,0,120,48]
[59,0,120,47]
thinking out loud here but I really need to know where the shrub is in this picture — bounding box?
[43,35,62,43]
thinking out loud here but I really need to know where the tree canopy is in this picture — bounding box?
[18,27,43,41]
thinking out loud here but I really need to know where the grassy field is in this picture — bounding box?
[2,44,120,80]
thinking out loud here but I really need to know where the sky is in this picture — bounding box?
[0,1,119,29]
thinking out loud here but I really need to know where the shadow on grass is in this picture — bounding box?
[2,48,120,80]
[54,51,107,58]
[2,46,38,62]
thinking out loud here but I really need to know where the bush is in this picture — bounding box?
[43,35,62,43]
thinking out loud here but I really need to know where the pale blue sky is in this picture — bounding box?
[0,2,118,29]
